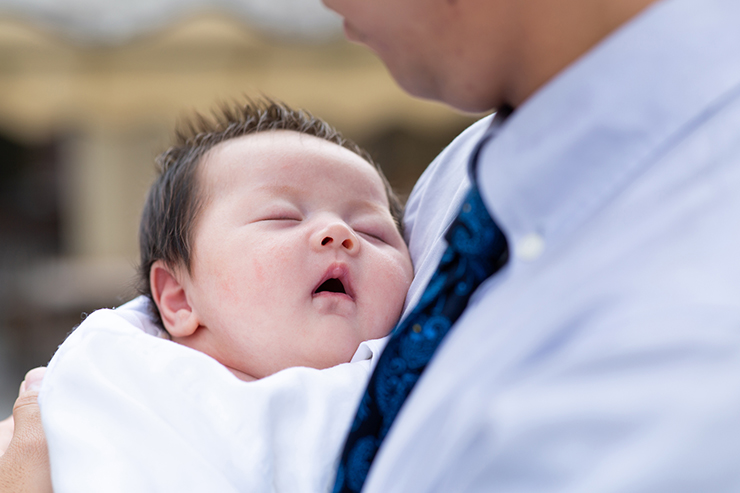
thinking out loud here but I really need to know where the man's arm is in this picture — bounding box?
[0,367,52,492]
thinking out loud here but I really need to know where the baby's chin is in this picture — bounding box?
[225,366,258,382]
[219,331,389,382]
[221,355,346,382]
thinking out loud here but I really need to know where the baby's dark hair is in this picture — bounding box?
[137,97,403,324]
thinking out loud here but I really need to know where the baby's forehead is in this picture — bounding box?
[201,131,382,186]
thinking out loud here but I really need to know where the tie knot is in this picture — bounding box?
[444,185,507,266]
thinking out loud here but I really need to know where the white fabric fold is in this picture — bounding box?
[40,296,384,493]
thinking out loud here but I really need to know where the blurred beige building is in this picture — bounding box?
[0,1,478,414]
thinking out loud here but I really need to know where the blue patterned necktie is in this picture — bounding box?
[332,124,509,492]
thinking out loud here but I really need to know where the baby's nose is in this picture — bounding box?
[314,222,359,254]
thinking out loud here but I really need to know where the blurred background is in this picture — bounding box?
[0,0,479,415]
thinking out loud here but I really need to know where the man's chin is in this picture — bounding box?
[342,20,365,44]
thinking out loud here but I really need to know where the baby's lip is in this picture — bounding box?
[313,263,355,300]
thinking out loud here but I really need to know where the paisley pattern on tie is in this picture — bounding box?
[333,184,508,492]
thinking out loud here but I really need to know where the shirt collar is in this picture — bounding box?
[467,105,513,179]
[476,0,740,259]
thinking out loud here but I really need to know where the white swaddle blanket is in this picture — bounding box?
[39,296,385,493]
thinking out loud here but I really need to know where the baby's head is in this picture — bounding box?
[138,99,413,381]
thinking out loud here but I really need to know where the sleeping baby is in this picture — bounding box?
[38,98,413,493]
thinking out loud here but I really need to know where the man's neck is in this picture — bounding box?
[502,0,662,109]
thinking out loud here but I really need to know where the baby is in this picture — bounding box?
[38,99,414,492]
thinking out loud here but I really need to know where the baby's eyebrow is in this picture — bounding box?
[256,184,390,215]
[256,184,303,197]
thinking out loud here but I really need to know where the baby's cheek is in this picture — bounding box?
[263,242,296,271]
[247,245,294,296]
[250,256,268,285]
[214,261,250,301]
[380,260,414,329]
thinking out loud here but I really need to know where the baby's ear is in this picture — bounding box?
[150,260,199,337]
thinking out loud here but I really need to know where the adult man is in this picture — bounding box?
[3,0,740,490]
[318,0,740,491]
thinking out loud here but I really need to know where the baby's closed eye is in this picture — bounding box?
[252,206,303,223]
[259,216,302,222]
[353,221,397,244]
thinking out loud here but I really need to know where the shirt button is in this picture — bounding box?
[516,233,545,261]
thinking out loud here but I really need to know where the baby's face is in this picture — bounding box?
[179,131,413,380]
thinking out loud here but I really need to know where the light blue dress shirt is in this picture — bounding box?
[366,0,740,491]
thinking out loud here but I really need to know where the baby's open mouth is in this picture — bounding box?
[315,278,346,295]
[313,264,354,300]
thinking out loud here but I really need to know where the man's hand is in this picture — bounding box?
[0,413,14,457]
[0,368,52,492]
